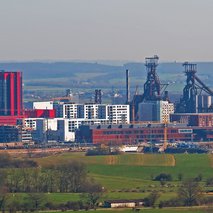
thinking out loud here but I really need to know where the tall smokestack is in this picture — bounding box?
[95,89,102,104]
[126,69,130,104]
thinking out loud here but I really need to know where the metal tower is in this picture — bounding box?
[130,55,169,122]
[95,89,102,104]
[176,62,213,113]
[142,55,168,101]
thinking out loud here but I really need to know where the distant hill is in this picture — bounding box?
[0,61,212,92]
[0,62,122,79]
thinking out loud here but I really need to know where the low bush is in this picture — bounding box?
[159,198,182,208]
[154,173,172,181]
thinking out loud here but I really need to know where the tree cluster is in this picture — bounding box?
[0,159,103,212]
[159,178,206,208]
[206,177,213,186]
[5,161,100,193]
[153,173,172,181]
[143,191,160,208]
[0,153,37,168]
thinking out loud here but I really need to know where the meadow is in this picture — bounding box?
[35,153,213,181]
[33,152,213,200]
[3,152,212,212]
[45,209,213,213]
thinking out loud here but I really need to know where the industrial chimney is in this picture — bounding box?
[126,69,130,104]
[95,89,102,104]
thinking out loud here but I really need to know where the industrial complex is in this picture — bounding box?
[0,56,213,152]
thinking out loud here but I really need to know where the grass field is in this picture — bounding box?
[44,207,213,213]
[32,152,213,210]
[4,152,212,212]
[34,153,213,189]
[35,153,175,167]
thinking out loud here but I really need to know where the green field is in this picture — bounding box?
[35,153,175,167]
[5,153,213,212]
[35,153,213,182]
[44,207,213,213]
[33,153,213,196]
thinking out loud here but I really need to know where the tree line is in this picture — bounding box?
[2,161,100,193]
[0,154,103,212]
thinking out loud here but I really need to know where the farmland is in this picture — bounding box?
[33,153,213,195]
[3,152,213,212]
[35,153,213,181]
[44,208,213,213]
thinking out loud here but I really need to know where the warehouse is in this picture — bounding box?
[76,123,195,145]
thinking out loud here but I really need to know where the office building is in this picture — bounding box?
[0,71,23,116]
[138,101,174,123]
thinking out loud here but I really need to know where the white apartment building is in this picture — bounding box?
[84,104,108,119]
[24,102,130,142]
[22,117,111,142]
[63,103,78,119]
[108,105,130,124]
[157,101,174,123]
[61,103,129,123]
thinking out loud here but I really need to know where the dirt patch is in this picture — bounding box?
[105,155,118,165]
[209,154,213,168]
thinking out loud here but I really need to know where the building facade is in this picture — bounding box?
[76,123,194,145]
[0,71,23,116]
[138,101,174,123]
[170,113,213,127]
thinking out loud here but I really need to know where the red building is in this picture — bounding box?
[25,109,56,118]
[0,71,23,116]
[76,124,194,145]
[0,71,24,125]
[170,113,213,127]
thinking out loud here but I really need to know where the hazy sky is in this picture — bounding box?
[0,0,213,62]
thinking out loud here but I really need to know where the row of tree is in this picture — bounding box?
[0,153,37,168]
[0,159,103,212]
[153,172,204,182]
[3,161,101,193]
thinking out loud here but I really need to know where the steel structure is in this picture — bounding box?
[142,55,168,101]
[131,55,168,122]
[95,89,102,104]
[176,62,213,113]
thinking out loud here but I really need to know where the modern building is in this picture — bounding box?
[170,113,213,127]
[138,101,174,123]
[55,103,129,123]
[63,103,84,119]
[0,71,23,116]
[76,123,194,145]
[23,101,130,142]
[22,117,111,142]
[0,125,20,142]
[25,109,56,118]
[108,104,130,124]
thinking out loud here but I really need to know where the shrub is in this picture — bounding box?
[159,198,182,208]
[154,173,172,181]
[194,174,203,182]
[143,191,159,207]
[206,177,213,186]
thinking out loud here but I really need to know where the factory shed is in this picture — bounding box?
[104,199,144,208]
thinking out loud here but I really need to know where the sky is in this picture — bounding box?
[0,0,213,62]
